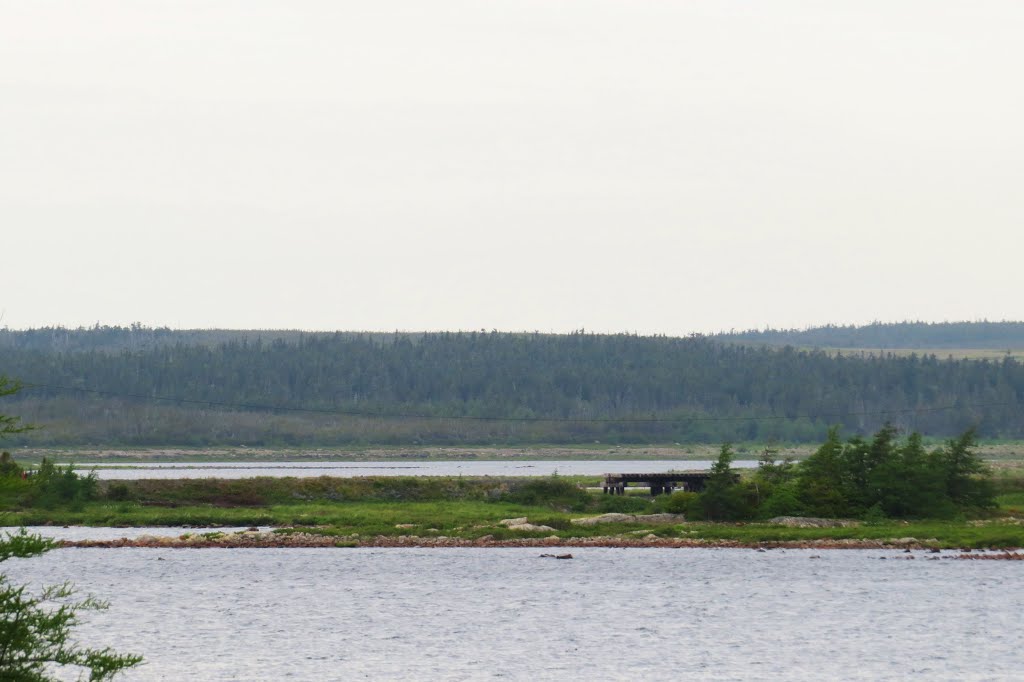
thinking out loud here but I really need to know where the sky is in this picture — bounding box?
[2,1,1022,335]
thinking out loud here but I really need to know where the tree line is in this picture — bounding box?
[716,320,1024,350]
[1,328,1023,445]
[676,426,995,521]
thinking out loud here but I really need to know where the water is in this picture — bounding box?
[5,526,272,542]
[60,459,759,480]
[3,547,1021,680]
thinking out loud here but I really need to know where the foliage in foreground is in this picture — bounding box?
[0,529,143,681]
[2,376,141,680]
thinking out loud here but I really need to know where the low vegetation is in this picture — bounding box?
[2,426,1020,548]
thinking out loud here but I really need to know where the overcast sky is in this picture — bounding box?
[2,1,1022,335]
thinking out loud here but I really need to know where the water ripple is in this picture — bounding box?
[2,548,1021,681]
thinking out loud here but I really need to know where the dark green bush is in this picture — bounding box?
[757,483,804,519]
[0,451,23,478]
[106,482,130,502]
[652,491,700,515]
[595,495,651,514]
[500,478,591,510]
[20,459,99,508]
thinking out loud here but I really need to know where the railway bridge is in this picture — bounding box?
[602,471,737,496]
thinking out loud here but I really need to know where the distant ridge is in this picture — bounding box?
[0,326,399,353]
[6,321,1024,354]
[715,321,1024,350]
[1,325,1023,445]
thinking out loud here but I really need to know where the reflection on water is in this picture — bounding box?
[3,547,1021,681]
[60,459,759,480]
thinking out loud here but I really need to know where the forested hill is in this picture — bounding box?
[1,327,1023,446]
[0,325,375,353]
[715,321,1024,350]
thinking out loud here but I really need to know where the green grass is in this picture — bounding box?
[5,471,1024,548]
[1,500,540,531]
[5,498,1024,548]
[996,492,1024,515]
[10,443,754,464]
[17,440,1024,465]
[674,521,1024,549]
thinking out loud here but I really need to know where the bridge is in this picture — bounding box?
[602,471,734,496]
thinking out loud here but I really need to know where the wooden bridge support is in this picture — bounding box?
[603,472,716,496]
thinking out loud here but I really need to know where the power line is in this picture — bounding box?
[20,382,1017,424]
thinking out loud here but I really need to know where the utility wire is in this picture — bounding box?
[19,382,1017,424]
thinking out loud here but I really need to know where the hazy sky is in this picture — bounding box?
[2,1,1022,334]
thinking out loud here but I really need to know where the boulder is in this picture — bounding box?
[505,523,557,532]
[767,516,858,528]
[571,513,635,526]
[571,513,686,527]
[640,514,688,524]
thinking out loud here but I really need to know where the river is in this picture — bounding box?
[3,545,1020,680]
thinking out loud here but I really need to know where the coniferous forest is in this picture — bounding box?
[0,324,1022,446]
[715,320,1024,349]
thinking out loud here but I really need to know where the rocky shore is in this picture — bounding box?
[57,529,1024,555]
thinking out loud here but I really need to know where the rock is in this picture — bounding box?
[498,517,529,527]
[571,513,686,526]
[505,523,557,532]
[640,514,688,524]
[571,513,635,526]
[395,523,416,529]
[767,516,858,528]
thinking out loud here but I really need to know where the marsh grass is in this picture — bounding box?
[677,521,1024,548]
[4,473,1024,548]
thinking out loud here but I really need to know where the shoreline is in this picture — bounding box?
[58,530,1023,554]
[14,442,1024,464]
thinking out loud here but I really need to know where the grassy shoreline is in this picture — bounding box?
[8,444,795,463]
[38,519,1024,551]
[57,530,1024,553]
[13,441,1024,463]
[4,475,1024,549]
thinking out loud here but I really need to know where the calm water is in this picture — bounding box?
[4,547,1021,681]
[62,459,759,480]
